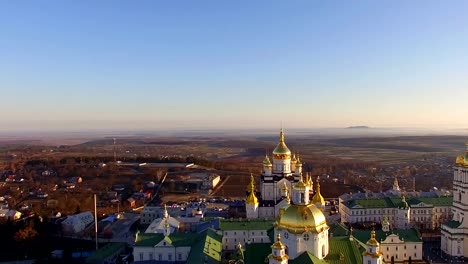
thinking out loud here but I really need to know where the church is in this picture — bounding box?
[243,129,381,264]
[247,128,326,220]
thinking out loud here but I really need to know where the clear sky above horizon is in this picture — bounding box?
[1,1,468,131]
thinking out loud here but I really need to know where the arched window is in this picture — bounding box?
[322,245,326,257]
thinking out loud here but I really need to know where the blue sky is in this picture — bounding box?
[1,1,468,130]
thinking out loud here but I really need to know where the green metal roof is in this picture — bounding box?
[408,196,452,207]
[290,251,328,264]
[352,228,422,244]
[166,232,200,247]
[135,233,165,247]
[328,223,349,237]
[187,229,223,264]
[220,219,274,231]
[344,197,398,209]
[325,237,363,264]
[344,196,452,209]
[86,242,126,264]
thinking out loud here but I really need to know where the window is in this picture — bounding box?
[149,253,153,260]
[168,254,172,261]
[303,233,310,241]
[139,253,143,261]
[178,253,182,260]
[158,254,162,261]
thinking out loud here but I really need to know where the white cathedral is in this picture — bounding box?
[246,128,325,220]
[243,129,381,264]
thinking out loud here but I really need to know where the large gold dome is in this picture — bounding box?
[273,129,291,159]
[276,204,327,234]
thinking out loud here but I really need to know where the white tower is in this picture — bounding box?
[246,174,259,219]
[263,154,272,176]
[294,155,302,179]
[292,174,310,205]
[291,154,297,174]
[395,196,411,229]
[272,128,292,175]
[268,234,289,264]
[441,142,468,260]
[362,230,384,264]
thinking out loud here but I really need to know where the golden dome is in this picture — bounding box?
[246,191,259,205]
[291,154,297,163]
[246,174,259,205]
[456,155,464,165]
[271,233,286,250]
[312,176,325,206]
[276,204,327,234]
[273,129,291,159]
[366,230,379,247]
[263,154,272,167]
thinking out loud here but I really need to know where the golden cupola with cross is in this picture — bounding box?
[273,128,291,159]
[312,176,325,210]
[246,174,259,219]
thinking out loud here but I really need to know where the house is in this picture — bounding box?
[61,211,94,234]
[6,210,22,221]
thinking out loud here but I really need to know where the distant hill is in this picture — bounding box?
[347,126,370,129]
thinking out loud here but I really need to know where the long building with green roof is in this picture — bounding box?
[339,186,453,230]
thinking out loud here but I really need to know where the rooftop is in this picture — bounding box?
[325,237,363,264]
[86,242,126,264]
[220,219,274,231]
[352,228,422,243]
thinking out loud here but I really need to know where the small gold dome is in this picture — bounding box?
[263,155,272,167]
[312,176,325,206]
[246,174,259,205]
[456,155,464,165]
[276,204,327,234]
[271,233,286,250]
[366,230,379,247]
[291,154,297,163]
[246,191,259,205]
[273,129,291,159]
